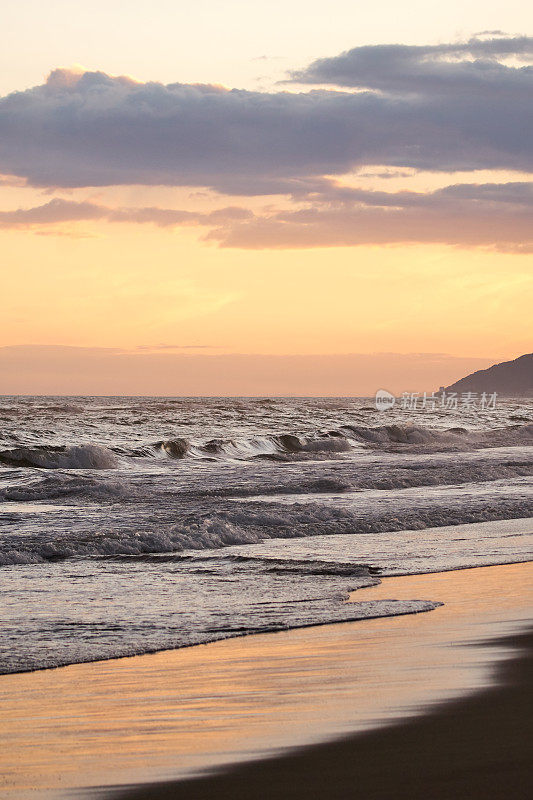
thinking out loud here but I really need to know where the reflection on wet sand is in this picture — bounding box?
[0,562,531,798]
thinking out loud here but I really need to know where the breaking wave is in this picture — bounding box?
[173,424,533,460]
[1,449,532,505]
[0,444,118,470]
[0,472,131,502]
[0,423,531,471]
[2,482,532,566]
[132,421,533,462]
[223,554,382,578]
[343,422,533,449]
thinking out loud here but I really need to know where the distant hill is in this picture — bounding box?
[442,353,533,397]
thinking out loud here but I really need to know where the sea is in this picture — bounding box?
[1,395,532,675]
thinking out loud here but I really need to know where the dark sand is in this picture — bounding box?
[114,630,533,800]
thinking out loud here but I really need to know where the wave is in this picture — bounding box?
[0,596,441,675]
[152,423,533,461]
[1,423,531,471]
[343,421,533,449]
[44,403,85,414]
[157,438,189,458]
[136,422,533,460]
[2,485,531,565]
[150,434,350,461]
[0,473,131,502]
[0,444,118,470]
[1,449,532,504]
[224,554,382,578]
[213,460,533,498]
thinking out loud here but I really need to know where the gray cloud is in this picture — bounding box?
[0,36,532,194]
[290,34,533,98]
[283,179,533,208]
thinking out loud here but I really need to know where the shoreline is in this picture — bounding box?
[1,561,532,797]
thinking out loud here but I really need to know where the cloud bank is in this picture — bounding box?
[2,182,532,252]
[0,33,532,193]
[207,180,533,251]
[0,345,493,396]
[0,35,531,251]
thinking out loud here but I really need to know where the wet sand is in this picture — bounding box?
[1,562,532,798]
[113,628,533,800]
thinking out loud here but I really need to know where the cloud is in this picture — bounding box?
[0,197,252,229]
[1,182,532,252]
[290,33,533,98]
[0,36,532,194]
[221,179,532,251]
[280,178,533,208]
[135,343,223,350]
[209,208,533,252]
[0,198,106,226]
[206,181,533,250]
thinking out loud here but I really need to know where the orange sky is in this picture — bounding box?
[0,7,531,394]
[1,179,530,362]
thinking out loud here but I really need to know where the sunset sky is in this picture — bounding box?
[1,0,532,394]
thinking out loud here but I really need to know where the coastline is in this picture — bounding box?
[1,561,532,798]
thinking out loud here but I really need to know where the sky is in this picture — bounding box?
[0,0,532,394]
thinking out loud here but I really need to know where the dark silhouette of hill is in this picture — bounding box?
[443,353,533,397]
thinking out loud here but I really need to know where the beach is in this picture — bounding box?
[115,628,533,800]
[1,560,532,798]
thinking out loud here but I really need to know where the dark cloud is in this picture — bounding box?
[290,34,533,98]
[283,179,533,208]
[436,181,533,205]
[0,36,532,193]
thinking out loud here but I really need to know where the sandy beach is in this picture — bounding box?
[1,561,532,798]
[115,627,533,800]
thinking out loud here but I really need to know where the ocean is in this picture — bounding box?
[1,396,532,675]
